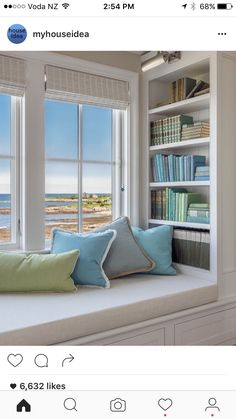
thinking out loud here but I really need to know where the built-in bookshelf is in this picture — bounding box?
[141,52,217,276]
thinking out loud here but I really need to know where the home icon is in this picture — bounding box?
[16,399,31,412]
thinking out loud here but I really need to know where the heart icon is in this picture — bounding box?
[158,398,173,411]
[7,354,23,367]
[10,383,17,389]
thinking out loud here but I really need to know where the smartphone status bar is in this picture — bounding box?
[0,0,235,18]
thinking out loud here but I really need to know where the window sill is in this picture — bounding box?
[0,248,50,254]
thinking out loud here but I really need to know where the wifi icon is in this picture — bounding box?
[62,3,70,9]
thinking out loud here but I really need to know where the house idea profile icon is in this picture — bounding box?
[16,399,31,412]
[7,24,27,44]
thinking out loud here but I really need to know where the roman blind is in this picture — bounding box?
[45,65,130,109]
[0,54,26,96]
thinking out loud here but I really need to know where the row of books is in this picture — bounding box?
[150,115,193,145]
[172,228,210,270]
[151,189,206,222]
[182,121,210,140]
[187,203,210,224]
[155,77,210,106]
[151,154,207,183]
[150,116,210,146]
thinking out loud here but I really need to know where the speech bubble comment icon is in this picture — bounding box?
[34,354,49,368]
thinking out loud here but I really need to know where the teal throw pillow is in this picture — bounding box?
[132,225,176,275]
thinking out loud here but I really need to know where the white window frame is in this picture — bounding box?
[3,52,139,252]
[45,101,124,235]
[0,95,21,251]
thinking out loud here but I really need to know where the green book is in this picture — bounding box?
[189,203,209,209]
[166,187,169,220]
[183,192,202,222]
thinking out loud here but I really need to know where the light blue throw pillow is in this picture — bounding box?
[51,229,117,288]
[132,225,176,276]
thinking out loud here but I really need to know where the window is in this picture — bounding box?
[0,93,21,247]
[0,55,134,251]
[45,100,123,240]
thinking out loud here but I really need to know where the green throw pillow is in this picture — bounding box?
[0,250,79,292]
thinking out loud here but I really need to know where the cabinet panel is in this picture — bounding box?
[108,328,165,346]
[175,308,236,345]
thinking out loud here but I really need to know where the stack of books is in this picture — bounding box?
[172,228,210,270]
[152,154,206,182]
[151,188,203,222]
[181,121,210,140]
[150,115,193,146]
[195,165,210,181]
[155,78,210,106]
[187,203,210,224]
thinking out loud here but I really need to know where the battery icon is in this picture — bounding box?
[217,3,233,9]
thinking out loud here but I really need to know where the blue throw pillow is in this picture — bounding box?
[51,229,117,288]
[132,225,176,276]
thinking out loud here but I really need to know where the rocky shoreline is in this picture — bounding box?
[0,211,112,242]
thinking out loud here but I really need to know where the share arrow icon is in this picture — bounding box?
[62,354,75,367]
[182,3,187,8]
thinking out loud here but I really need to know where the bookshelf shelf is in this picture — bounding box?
[149,219,210,230]
[149,138,210,152]
[149,94,210,116]
[142,53,214,274]
[150,181,210,187]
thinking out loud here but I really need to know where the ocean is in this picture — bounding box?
[0,194,105,228]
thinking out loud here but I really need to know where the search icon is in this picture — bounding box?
[64,398,77,412]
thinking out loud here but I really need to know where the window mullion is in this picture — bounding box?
[78,104,83,233]
[10,97,19,246]
[112,109,123,220]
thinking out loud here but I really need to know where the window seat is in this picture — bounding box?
[0,274,217,345]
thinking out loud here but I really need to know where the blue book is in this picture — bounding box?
[195,165,210,172]
[184,156,187,181]
[158,155,163,182]
[152,157,157,182]
[168,155,174,182]
[161,155,166,182]
[187,216,210,224]
[194,176,210,181]
[173,156,177,182]
[187,155,191,180]
[155,155,161,182]
[163,156,168,182]
[180,156,184,181]
[191,155,206,180]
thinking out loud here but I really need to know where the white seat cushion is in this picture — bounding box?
[0,274,217,345]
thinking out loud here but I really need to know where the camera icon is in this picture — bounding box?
[110,398,126,412]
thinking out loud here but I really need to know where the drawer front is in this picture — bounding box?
[175,307,236,345]
[108,328,165,346]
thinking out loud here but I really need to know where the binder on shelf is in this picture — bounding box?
[172,228,210,270]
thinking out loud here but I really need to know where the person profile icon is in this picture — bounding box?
[205,398,220,413]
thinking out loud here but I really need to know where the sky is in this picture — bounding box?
[0,94,11,194]
[45,100,112,194]
[0,96,113,195]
